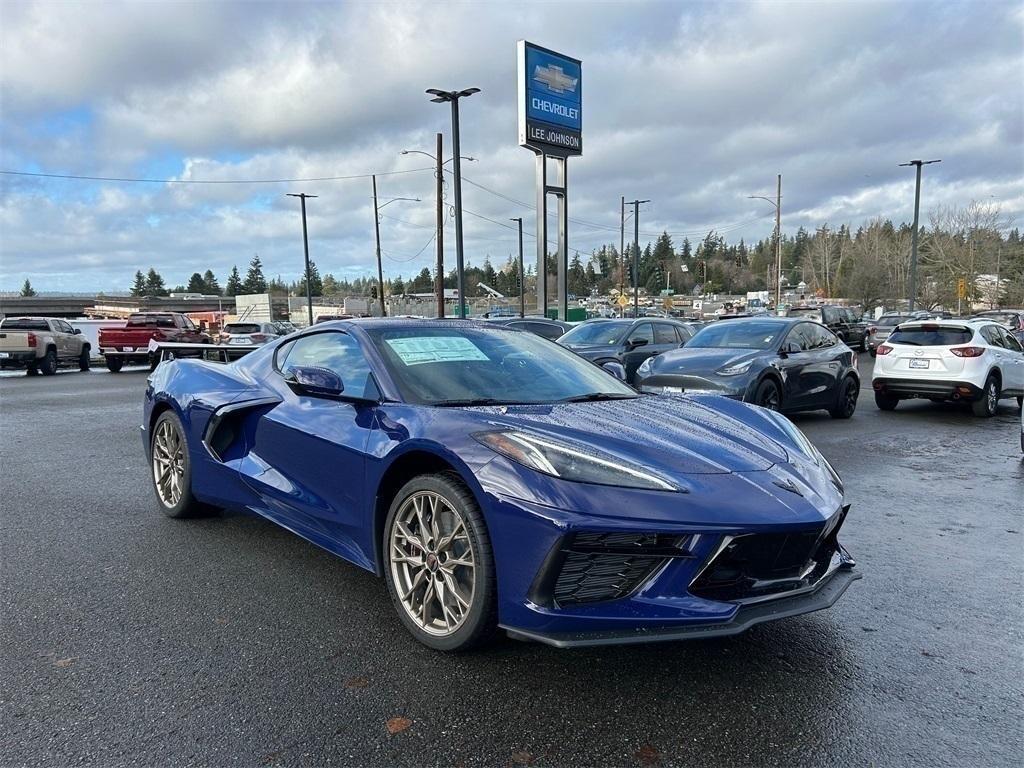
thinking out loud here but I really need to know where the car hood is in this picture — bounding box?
[468,396,788,475]
[648,347,764,375]
[562,343,619,360]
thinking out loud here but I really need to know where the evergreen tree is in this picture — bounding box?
[224,266,243,296]
[131,270,146,296]
[391,276,406,296]
[144,268,167,296]
[680,238,692,260]
[242,255,267,294]
[186,272,206,293]
[300,260,323,297]
[202,269,220,295]
[322,273,339,296]
[20,278,36,297]
[568,253,588,297]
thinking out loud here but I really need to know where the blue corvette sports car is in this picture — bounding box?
[143,319,860,651]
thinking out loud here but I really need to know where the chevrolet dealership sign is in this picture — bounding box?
[518,41,582,155]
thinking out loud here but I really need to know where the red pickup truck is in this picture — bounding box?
[99,312,210,372]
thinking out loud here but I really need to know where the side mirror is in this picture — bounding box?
[73,328,82,335]
[780,341,801,356]
[601,361,627,381]
[626,337,649,350]
[286,366,345,398]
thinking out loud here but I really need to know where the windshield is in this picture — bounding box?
[877,314,909,326]
[887,326,972,346]
[975,312,1016,326]
[225,323,261,334]
[788,308,822,318]
[559,322,628,346]
[127,314,175,328]
[687,320,786,350]
[365,326,638,406]
[0,318,49,331]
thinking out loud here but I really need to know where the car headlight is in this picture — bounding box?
[474,429,682,491]
[637,356,655,377]
[717,360,753,376]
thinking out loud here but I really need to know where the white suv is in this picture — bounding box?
[871,319,1024,417]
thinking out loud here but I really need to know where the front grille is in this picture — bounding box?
[690,508,848,603]
[533,532,691,607]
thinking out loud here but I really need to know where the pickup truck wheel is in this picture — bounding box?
[150,410,216,519]
[39,350,58,376]
[105,357,123,373]
[148,353,159,372]
[26,365,38,376]
[79,346,91,371]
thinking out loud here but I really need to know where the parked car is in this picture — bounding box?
[0,316,91,375]
[872,319,1024,416]
[272,321,298,336]
[971,310,1024,344]
[865,313,912,356]
[218,322,280,346]
[557,318,695,382]
[315,314,353,324]
[636,317,860,418]
[787,305,868,351]
[143,319,859,651]
[483,316,573,341]
[99,312,211,372]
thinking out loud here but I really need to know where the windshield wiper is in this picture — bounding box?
[430,398,526,407]
[555,392,638,403]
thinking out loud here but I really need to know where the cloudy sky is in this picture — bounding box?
[1,0,1021,292]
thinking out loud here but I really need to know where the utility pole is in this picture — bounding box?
[371,175,387,317]
[775,174,782,307]
[628,199,650,318]
[619,196,625,316]
[435,132,445,318]
[994,244,1001,309]
[899,159,941,311]
[510,217,525,317]
[286,192,318,326]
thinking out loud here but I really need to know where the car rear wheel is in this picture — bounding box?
[149,410,216,519]
[753,379,781,411]
[971,375,999,418]
[105,357,123,373]
[383,473,497,652]
[39,350,58,376]
[26,365,38,376]
[830,376,858,419]
[874,391,899,411]
[79,346,90,371]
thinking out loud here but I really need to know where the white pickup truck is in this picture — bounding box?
[0,316,91,375]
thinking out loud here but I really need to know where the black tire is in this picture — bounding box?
[148,353,159,372]
[753,378,781,411]
[971,375,999,418]
[869,349,877,358]
[79,346,91,371]
[26,365,38,376]
[830,376,858,419]
[874,390,899,411]
[1016,396,1022,411]
[149,410,216,519]
[105,357,123,373]
[382,472,497,652]
[39,349,58,376]
[860,337,869,352]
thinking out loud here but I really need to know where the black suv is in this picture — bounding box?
[787,305,868,351]
[558,318,697,383]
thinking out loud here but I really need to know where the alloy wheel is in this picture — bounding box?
[389,491,475,636]
[987,381,998,414]
[152,419,185,507]
[760,385,780,411]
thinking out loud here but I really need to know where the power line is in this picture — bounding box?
[0,167,435,185]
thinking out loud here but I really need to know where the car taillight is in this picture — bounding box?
[876,345,893,355]
[950,346,985,358]
[251,334,267,342]
[151,330,166,341]
[26,332,37,347]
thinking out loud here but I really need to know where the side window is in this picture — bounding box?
[821,308,836,325]
[814,324,838,348]
[653,323,677,344]
[980,326,1004,348]
[1002,329,1023,353]
[182,316,197,331]
[674,326,691,344]
[57,320,74,334]
[277,332,377,399]
[527,322,564,340]
[785,324,814,352]
[626,323,654,345]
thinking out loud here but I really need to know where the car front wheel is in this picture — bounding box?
[383,473,497,652]
[753,378,781,411]
[971,375,999,418]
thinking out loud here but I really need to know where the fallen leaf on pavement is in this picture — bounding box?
[635,745,660,765]
[344,676,369,689]
[386,716,412,735]
[54,657,77,668]
[511,751,534,765]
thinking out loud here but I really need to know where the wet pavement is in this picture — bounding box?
[2,361,1021,767]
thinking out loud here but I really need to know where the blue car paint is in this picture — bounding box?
[142,319,858,644]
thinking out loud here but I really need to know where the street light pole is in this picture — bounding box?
[435,132,444,318]
[627,199,650,318]
[371,178,420,318]
[899,159,941,312]
[286,192,318,326]
[748,176,783,308]
[426,87,480,318]
[510,217,524,317]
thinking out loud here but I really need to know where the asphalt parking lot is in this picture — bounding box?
[2,360,1022,767]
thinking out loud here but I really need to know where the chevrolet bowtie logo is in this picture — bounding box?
[533,64,578,94]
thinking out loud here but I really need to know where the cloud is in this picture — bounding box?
[1,0,1021,290]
